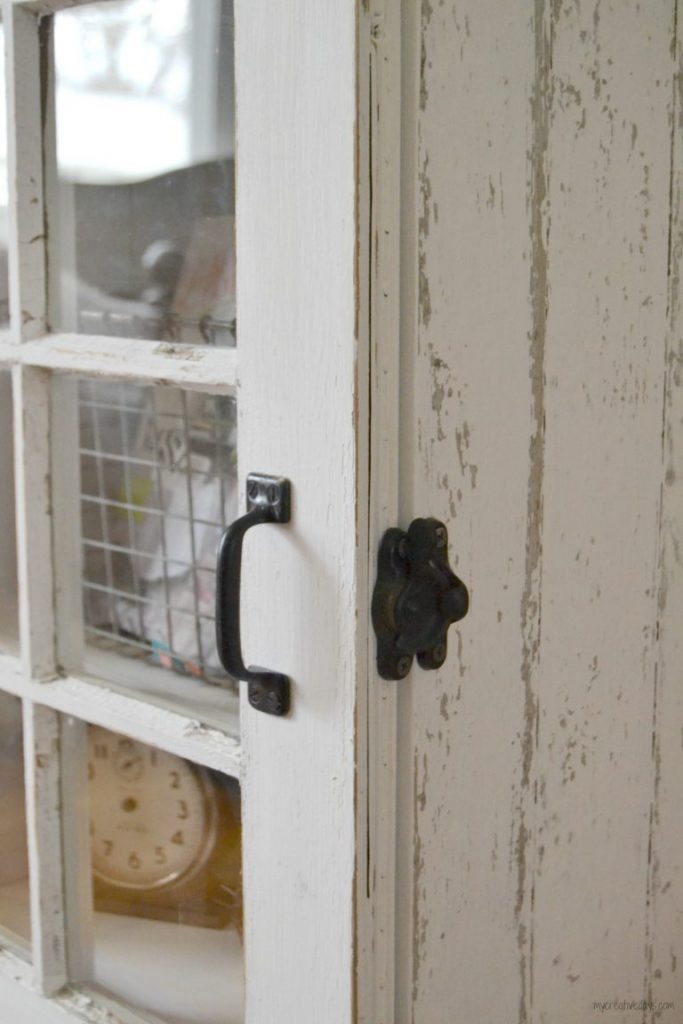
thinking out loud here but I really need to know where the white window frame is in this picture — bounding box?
[0,0,402,1021]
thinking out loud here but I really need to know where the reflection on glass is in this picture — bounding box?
[0,693,31,951]
[52,0,235,344]
[0,372,18,654]
[88,726,243,1023]
[0,22,9,327]
[79,378,238,693]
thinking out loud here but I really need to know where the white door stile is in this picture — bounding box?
[355,1,401,1022]
[236,0,367,1020]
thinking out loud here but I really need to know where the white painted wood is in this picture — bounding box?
[12,364,56,681]
[58,715,92,985]
[4,0,47,343]
[22,700,67,995]
[9,335,238,394]
[397,2,537,1020]
[531,4,673,1020]
[400,2,680,1023]
[236,0,360,1021]
[0,370,19,653]
[0,667,242,778]
[0,949,165,1024]
[355,2,401,1022]
[646,7,683,1017]
[51,374,84,673]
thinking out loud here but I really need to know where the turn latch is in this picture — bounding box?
[372,518,469,680]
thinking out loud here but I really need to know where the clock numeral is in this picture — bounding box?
[94,743,108,759]
[155,846,167,865]
[129,852,141,870]
[178,800,189,820]
[150,750,158,766]
[103,840,113,857]
[171,830,184,846]
[119,738,133,751]
[87,763,94,780]
[169,771,180,790]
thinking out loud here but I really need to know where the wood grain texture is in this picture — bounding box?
[236,1,359,1022]
[400,1,679,1022]
[397,2,538,1020]
[355,1,402,1021]
[23,700,67,995]
[532,3,674,1020]
[4,0,47,343]
[647,4,683,1019]
[12,364,55,681]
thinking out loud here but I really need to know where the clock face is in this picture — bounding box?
[88,727,216,892]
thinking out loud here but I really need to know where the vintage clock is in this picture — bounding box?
[88,726,242,932]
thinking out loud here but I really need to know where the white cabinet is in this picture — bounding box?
[1,1,682,1023]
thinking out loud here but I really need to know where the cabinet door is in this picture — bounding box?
[0,2,383,1023]
[397,2,683,1022]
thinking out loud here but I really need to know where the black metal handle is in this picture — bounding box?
[216,473,291,716]
[372,517,469,680]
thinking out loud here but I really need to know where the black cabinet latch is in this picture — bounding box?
[371,518,469,680]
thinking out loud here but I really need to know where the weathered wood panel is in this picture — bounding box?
[397,3,538,1021]
[401,1,679,1022]
[532,3,674,1020]
[648,7,683,1020]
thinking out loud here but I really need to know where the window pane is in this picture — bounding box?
[51,0,235,345]
[0,693,31,951]
[73,378,239,723]
[0,371,18,655]
[85,725,243,1023]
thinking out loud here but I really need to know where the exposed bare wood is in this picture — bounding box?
[647,2,683,1017]
[14,335,238,394]
[531,4,674,1019]
[397,3,537,1020]
[4,0,47,343]
[22,700,67,995]
[12,364,55,681]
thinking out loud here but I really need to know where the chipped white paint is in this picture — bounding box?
[355,1,402,1021]
[647,6,683,1018]
[400,1,682,1022]
[236,0,363,1020]
[23,701,67,995]
[5,0,47,343]
[532,3,674,1020]
[397,1,538,1020]
[0,1,373,1021]
[0,334,239,394]
[12,364,55,681]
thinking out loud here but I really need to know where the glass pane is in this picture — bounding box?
[0,371,18,655]
[0,693,31,951]
[86,725,243,1023]
[76,379,239,719]
[0,21,9,328]
[51,0,235,345]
